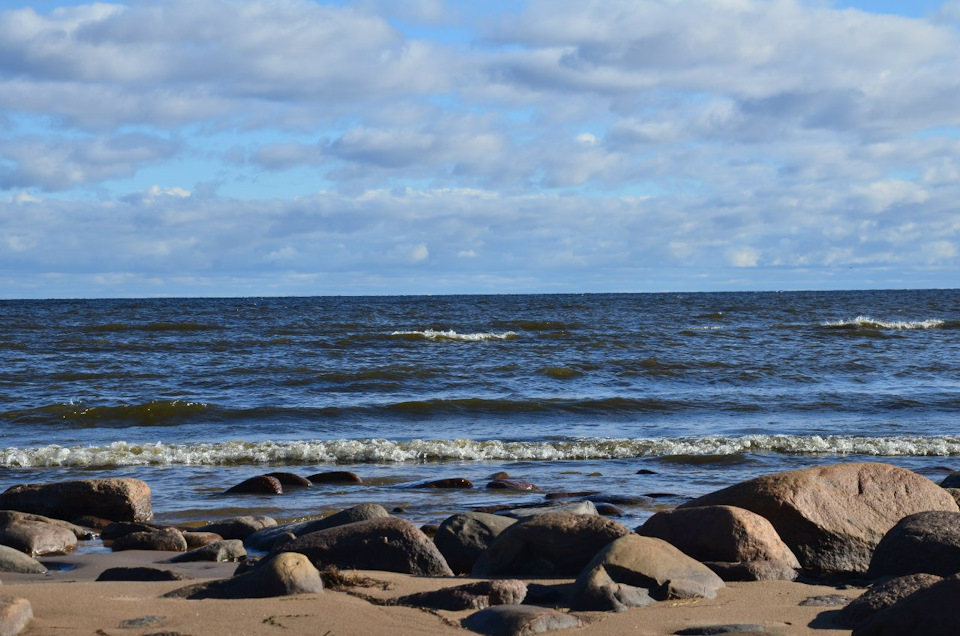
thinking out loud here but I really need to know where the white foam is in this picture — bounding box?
[390,329,517,342]
[3,434,960,468]
[821,315,945,330]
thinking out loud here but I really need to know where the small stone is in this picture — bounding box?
[461,605,581,636]
[118,616,165,629]
[487,479,539,491]
[799,594,852,607]
[0,596,32,636]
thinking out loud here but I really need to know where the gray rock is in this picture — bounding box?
[165,552,323,599]
[681,462,958,574]
[0,546,46,574]
[798,594,852,607]
[434,512,517,575]
[0,521,77,556]
[852,574,960,635]
[394,580,527,610]
[569,534,725,611]
[487,479,540,491]
[275,517,453,576]
[200,515,277,541]
[940,472,960,489]
[168,539,246,563]
[499,500,598,518]
[0,596,32,636]
[703,559,798,582]
[244,504,389,551]
[839,573,942,629]
[101,521,163,541]
[461,604,581,636]
[868,511,960,578]
[182,531,223,549]
[111,527,187,552]
[0,511,94,540]
[0,478,153,523]
[472,512,630,577]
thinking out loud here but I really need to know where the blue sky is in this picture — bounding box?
[2,0,960,298]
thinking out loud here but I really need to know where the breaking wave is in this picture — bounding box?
[390,329,517,342]
[821,316,947,330]
[4,434,960,468]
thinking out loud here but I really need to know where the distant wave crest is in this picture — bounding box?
[390,329,517,342]
[821,315,946,330]
[4,434,960,468]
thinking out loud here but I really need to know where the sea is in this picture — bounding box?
[2,290,959,535]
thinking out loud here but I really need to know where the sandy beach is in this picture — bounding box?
[1,550,858,636]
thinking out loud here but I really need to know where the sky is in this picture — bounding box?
[2,0,960,298]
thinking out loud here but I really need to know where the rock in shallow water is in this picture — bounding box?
[0,478,153,523]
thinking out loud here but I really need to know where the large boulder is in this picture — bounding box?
[839,573,942,629]
[0,521,77,556]
[0,512,93,540]
[111,527,187,552]
[680,463,958,574]
[165,552,323,599]
[852,574,960,636]
[638,505,800,581]
[274,517,453,576]
[471,512,631,577]
[0,546,46,574]
[434,512,517,575]
[569,534,725,612]
[244,504,389,551]
[199,515,276,541]
[0,479,152,523]
[868,511,960,578]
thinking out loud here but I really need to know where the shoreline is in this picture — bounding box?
[3,550,857,636]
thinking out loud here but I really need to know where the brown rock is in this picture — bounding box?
[680,462,959,574]
[417,478,474,489]
[275,517,453,576]
[471,512,631,577]
[486,479,539,491]
[839,573,942,629]
[0,596,32,636]
[868,511,960,578]
[264,472,312,487]
[852,574,960,635]
[461,604,581,636]
[101,521,162,541]
[0,478,153,523]
[306,471,363,484]
[434,512,517,575]
[394,580,527,610]
[112,527,187,552]
[703,559,799,582]
[243,505,389,552]
[200,515,276,540]
[0,521,77,556]
[225,475,283,494]
[640,505,798,564]
[166,552,323,599]
[183,531,223,550]
[0,511,94,540]
[96,567,195,582]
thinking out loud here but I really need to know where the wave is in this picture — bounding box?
[6,400,211,427]
[84,322,222,333]
[820,316,947,330]
[5,434,960,468]
[389,329,517,342]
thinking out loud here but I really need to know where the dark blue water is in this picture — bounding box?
[1,290,959,528]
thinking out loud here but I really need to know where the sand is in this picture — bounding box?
[0,550,860,636]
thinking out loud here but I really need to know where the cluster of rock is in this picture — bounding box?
[3,462,960,635]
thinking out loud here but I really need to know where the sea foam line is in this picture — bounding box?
[821,315,945,330]
[390,329,517,341]
[4,435,960,468]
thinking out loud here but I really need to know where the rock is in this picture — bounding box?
[680,462,959,574]
[182,531,223,550]
[838,573,942,629]
[200,515,276,541]
[799,594,852,607]
[224,475,283,494]
[244,504,389,551]
[868,511,960,578]
[415,478,474,489]
[0,596,32,636]
[940,473,960,488]
[674,626,772,635]
[703,559,798,582]
[394,580,527,610]
[263,472,311,487]
[943,488,960,507]
[487,479,539,491]
[0,546,46,574]
[0,521,78,556]
[488,472,510,480]
[852,574,960,635]
[638,505,799,581]
[434,512,517,575]
[569,534,724,611]
[637,469,658,475]
[595,503,624,517]
[166,552,323,599]
[69,515,113,530]
[306,471,363,484]
[112,527,187,552]
[569,563,656,611]
[96,567,195,582]
[275,517,453,576]
[0,511,94,540]
[498,500,598,518]
[544,491,600,500]
[101,521,163,541]
[169,539,246,563]
[461,604,581,636]
[420,524,439,537]
[0,478,153,523]
[471,512,631,577]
